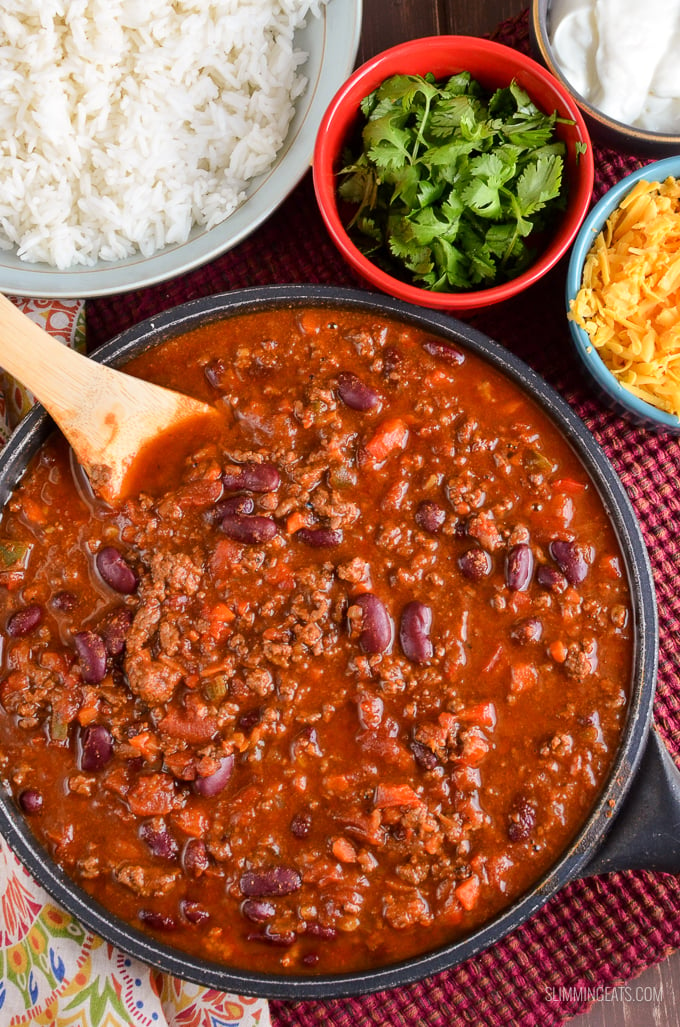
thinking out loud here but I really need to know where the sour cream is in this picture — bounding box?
[549,0,680,133]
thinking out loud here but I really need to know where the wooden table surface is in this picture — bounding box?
[356,3,680,1026]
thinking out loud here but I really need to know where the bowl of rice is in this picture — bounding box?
[566,155,680,432]
[0,0,361,298]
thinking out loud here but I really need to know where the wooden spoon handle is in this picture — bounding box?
[0,292,113,420]
[0,292,215,503]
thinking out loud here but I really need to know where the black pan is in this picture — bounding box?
[0,285,678,999]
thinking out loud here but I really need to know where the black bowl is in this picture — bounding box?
[0,285,678,1000]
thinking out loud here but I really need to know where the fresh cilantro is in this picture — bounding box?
[337,72,575,292]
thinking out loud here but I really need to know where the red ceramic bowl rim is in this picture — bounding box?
[313,35,595,310]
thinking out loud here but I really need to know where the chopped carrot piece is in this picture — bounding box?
[455,874,481,911]
[128,731,161,761]
[285,510,310,534]
[364,418,409,463]
[331,836,358,863]
[549,640,568,664]
[207,602,236,624]
[76,703,99,726]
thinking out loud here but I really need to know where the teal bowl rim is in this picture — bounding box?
[566,155,680,432]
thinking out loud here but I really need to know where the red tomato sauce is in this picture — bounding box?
[0,306,632,975]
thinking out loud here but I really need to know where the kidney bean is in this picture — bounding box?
[422,338,465,365]
[336,371,381,411]
[51,590,77,612]
[410,739,438,771]
[239,865,302,897]
[290,812,312,839]
[18,788,43,814]
[351,593,393,654]
[458,547,492,580]
[183,838,210,877]
[415,500,446,534]
[305,922,337,940]
[536,564,568,593]
[80,724,113,771]
[140,821,179,860]
[507,796,537,842]
[247,926,296,947]
[7,604,43,637]
[505,544,534,591]
[382,347,403,376]
[192,754,234,797]
[294,526,343,548]
[74,631,107,684]
[216,495,254,517]
[242,898,277,923]
[180,900,209,924]
[222,461,280,493]
[138,909,176,931]
[101,607,133,658]
[204,357,226,389]
[549,539,591,585]
[220,513,278,544]
[96,546,138,595]
[399,601,433,663]
[237,707,263,733]
[510,616,543,644]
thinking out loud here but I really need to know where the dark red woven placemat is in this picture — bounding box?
[87,10,680,1025]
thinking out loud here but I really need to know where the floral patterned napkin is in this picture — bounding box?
[0,298,271,1027]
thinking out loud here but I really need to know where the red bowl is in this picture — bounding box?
[313,35,594,311]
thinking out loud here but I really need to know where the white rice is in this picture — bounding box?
[0,0,326,269]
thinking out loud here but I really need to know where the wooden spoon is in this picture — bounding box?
[0,292,216,505]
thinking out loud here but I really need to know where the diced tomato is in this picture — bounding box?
[509,662,538,694]
[373,782,422,809]
[458,702,497,730]
[457,727,489,767]
[176,479,223,508]
[209,538,242,579]
[455,874,481,911]
[171,805,209,839]
[127,772,176,816]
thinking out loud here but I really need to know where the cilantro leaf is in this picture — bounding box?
[336,71,576,293]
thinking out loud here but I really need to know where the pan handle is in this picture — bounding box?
[581,728,680,877]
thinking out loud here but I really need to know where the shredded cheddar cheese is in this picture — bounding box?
[569,176,680,416]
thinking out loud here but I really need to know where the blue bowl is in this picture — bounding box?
[566,156,680,433]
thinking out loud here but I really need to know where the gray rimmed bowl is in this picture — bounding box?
[530,0,680,156]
